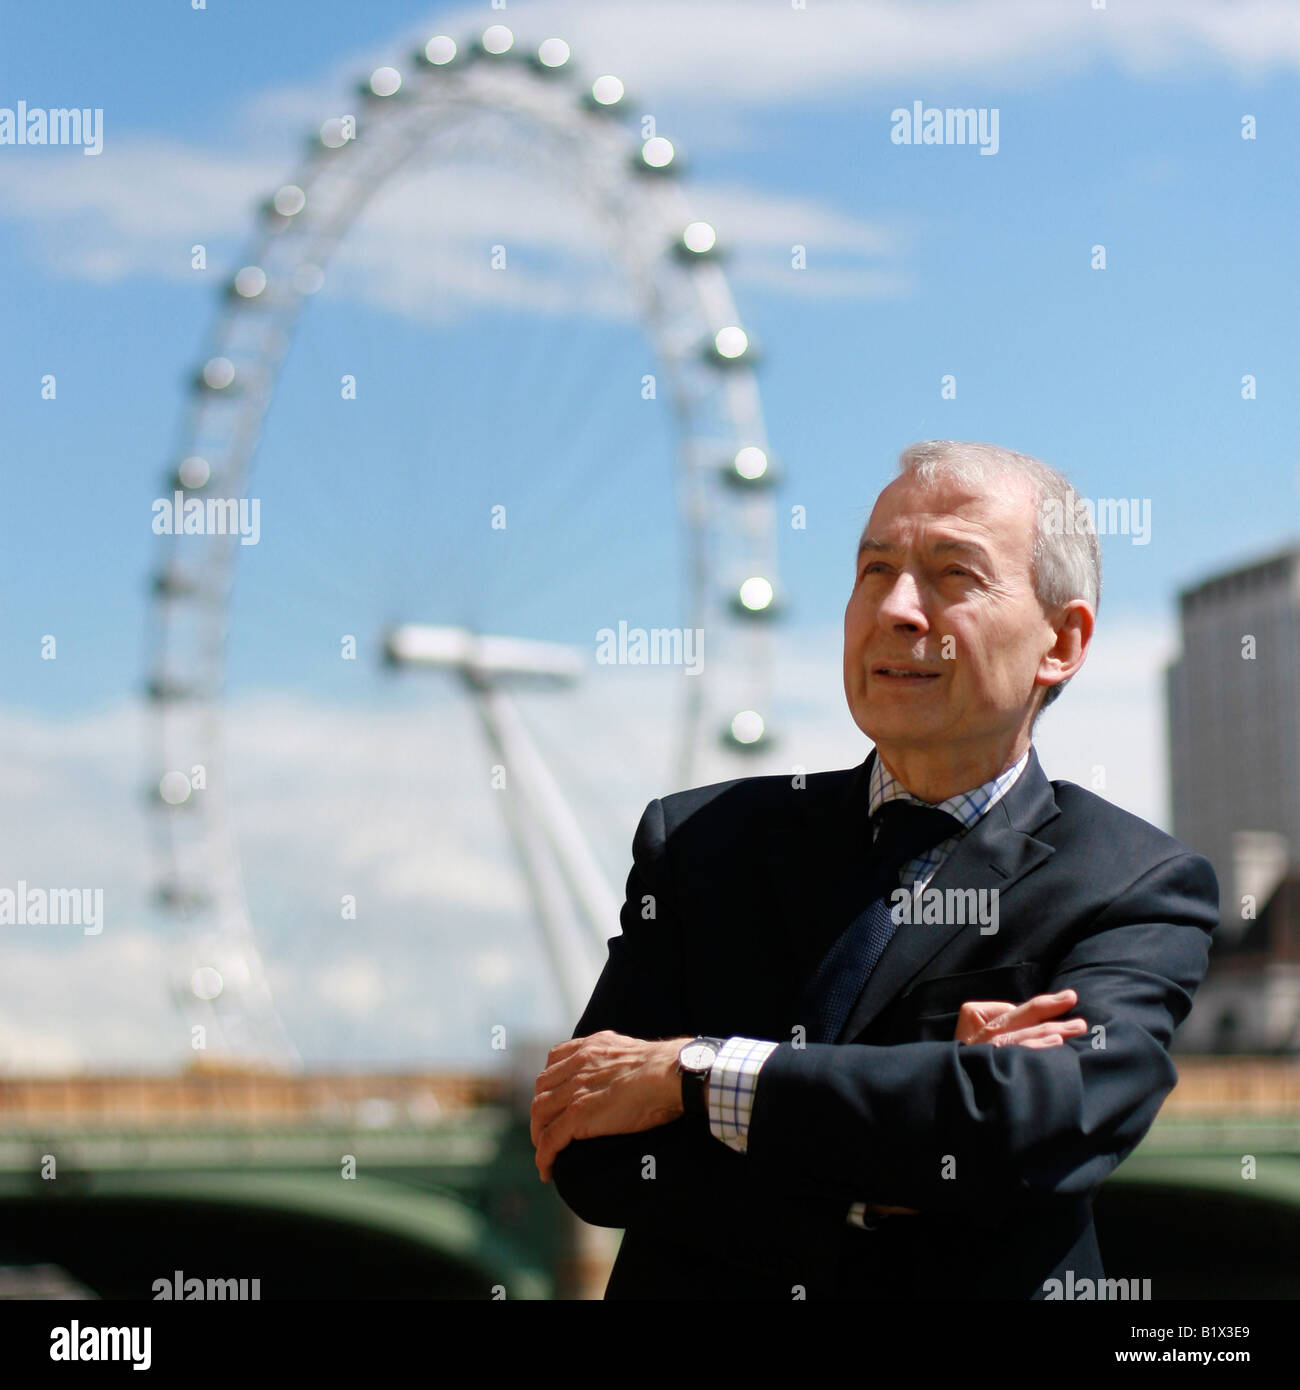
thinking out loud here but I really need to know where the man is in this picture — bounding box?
[531,440,1218,1299]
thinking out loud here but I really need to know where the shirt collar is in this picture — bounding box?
[867,745,1031,835]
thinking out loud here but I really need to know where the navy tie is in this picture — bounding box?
[799,800,964,1045]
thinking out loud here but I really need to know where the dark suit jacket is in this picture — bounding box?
[551,746,1218,1299]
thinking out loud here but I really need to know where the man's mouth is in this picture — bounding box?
[872,666,940,681]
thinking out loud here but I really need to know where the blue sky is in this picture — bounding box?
[0,0,1296,1068]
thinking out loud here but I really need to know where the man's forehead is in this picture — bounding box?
[859,475,1036,559]
[856,532,998,568]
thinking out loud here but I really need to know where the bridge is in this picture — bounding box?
[1,1056,1296,1299]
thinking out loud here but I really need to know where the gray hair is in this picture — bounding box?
[893,440,1101,715]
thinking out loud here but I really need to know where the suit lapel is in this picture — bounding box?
[836,744,1061,1042]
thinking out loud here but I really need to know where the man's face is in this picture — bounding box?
[843,472,1060,766]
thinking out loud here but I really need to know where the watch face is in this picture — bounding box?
[680,1042,717,1072]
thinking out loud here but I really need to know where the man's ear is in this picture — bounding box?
[1038,599,1095,690]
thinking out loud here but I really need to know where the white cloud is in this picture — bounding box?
[408,0,1300,100]
[0,140,281,284]
[0,135,898,316]
[314,957,385,1018]
[0,932,178,1074]
[678,184,896,256]
[469,947,520,990]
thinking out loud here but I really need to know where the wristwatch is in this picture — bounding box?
[676,1036,726,1119]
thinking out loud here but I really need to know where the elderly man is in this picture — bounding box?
[531,440,1218,1299]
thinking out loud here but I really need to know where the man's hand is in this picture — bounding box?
[955,988,1087,1047]
[531,1030,691,1183]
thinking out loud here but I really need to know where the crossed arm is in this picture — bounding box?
[531,990,1087,1182]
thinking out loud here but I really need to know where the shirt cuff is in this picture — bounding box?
[707,1036,779,1152]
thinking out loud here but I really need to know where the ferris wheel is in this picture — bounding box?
[146,24,785,1067]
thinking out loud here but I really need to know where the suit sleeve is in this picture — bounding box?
[742,849,1219,1213]
[550,798,848,1269]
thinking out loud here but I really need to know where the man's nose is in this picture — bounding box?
[877,571,929,628]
